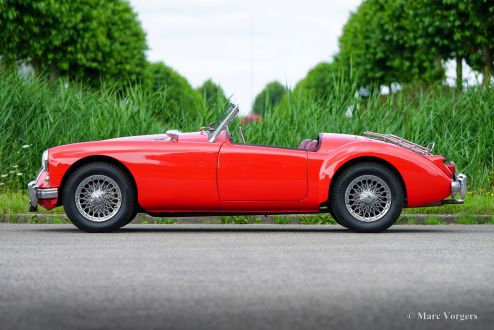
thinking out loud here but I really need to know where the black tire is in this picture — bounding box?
[331,162,403,232]
[328,202,346,227]
[125,209,138,226]
[63,162,136,232]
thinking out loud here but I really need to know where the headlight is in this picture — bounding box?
[41,150,49,171]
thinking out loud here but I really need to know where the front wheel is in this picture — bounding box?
[331,162,403,232]
[63,162,136,232]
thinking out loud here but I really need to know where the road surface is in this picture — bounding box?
[0,224,493,330]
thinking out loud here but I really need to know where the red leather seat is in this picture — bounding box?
[305,140,319,151]
[298,139,312,150]
[298,139,319,152]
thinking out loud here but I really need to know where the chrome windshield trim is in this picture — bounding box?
[208,104,239,143]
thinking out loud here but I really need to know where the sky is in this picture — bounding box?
[128,0,362,113]
[128,0,480,114]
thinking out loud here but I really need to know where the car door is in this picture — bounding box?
[217,141,308,208]
[128,138,222,213]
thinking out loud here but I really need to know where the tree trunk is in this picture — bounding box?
[49,62,58,81]
[456,56,463,90]
[433,54,443,83]
[32,59,41,76]
[434,55,442,71]
[482,45,492,85]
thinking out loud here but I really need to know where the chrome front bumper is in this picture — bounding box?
[27,181,58,212]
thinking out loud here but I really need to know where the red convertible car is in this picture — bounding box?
[28,103,466,232]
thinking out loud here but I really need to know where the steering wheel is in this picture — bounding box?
[238,126,246,144]
[200,122,215,132]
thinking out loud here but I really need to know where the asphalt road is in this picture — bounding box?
[0,224,493,330]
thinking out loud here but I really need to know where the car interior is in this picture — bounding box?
[215,103,322,152]
[297,138,320,152]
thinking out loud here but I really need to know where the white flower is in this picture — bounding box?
[16,173,23,176]
[12,165,18,168]
[9,171,14,174]
[345,105,354,118]
[21,144,30,149]
[0,183,4,186]
[1,174,7,178]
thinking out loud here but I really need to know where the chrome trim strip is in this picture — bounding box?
[38,188,58,199]
[364,131,432,155]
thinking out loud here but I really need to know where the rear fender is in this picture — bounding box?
[319,141,452,207]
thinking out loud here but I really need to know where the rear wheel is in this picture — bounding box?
[331,162,403,232]
[63,162,136,232]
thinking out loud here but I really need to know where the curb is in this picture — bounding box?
[0,213,492,225]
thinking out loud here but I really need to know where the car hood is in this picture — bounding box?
[109,131,207,143]
[49,131,208,152]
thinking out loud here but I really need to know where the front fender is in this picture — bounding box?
[318,140,452,207]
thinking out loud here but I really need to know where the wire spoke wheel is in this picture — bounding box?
[344,174,391,222]
[75,174,122,222]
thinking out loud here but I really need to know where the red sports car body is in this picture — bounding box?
[28,104,466,232]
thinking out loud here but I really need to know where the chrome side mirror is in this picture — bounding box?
[166,129,180,141]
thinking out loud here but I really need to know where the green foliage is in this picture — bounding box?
[300,214,337,225]
[144,62,206,121]
[219,215,257,224]
[197,79,228,112]
[338,0,443,87]
[0,0,147,84]
[0,72,493,192]
[404,0,494,84]
[464,0,494,84]
[252,81,287,116]
[407,0,473,60]
[338,0,494,86]
[272,215,291,224]
[403,193,494,215]
[294,62,348,101]
[242,79,494,191]
[425,216,445,225]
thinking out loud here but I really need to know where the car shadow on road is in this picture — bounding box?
[32,225,462,234]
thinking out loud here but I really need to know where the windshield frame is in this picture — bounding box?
[208,103,239,143]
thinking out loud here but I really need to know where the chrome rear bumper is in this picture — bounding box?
[451,173,467,201]
[28,181,58,212]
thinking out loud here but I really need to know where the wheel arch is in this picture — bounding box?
[58,155,141,210]
[327,156,408,207]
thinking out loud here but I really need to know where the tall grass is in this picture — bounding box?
[0,72,492,191]
[244,83,494,191]
[0,73,207,189]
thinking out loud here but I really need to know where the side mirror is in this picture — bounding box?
[166,129,180,141]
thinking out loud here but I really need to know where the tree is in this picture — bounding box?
[0,0,70,78]
[144,62,205,120]
[406,0,475,89]
[465,0,494,84]
[338,0,443,87]
[0,0,147,84]
[294,62,343,101]
[252,81,287,116]
[197,79,228,111]
[66,0,147,85]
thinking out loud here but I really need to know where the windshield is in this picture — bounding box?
[208,103,239,142]
[212,103,236,130]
